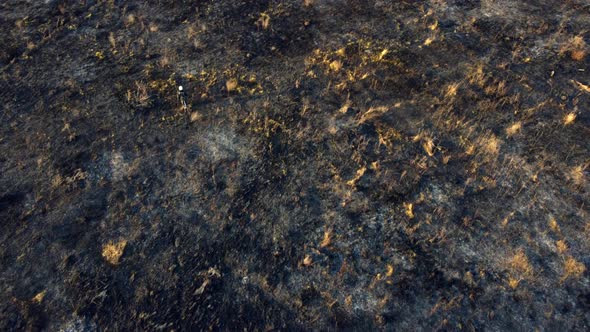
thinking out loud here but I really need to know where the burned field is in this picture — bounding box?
[1,0,589,330]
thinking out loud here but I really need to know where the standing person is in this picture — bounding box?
[177,85,188,112]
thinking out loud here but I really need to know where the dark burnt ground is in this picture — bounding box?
[1,0,589,330]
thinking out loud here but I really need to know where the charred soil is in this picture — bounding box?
[1,0,590,330]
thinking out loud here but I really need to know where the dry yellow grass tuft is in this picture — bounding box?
[329,60,343,72]
[571,80,590,93]
[467,133,502,161]
[509,250,533,275]
[190,112,202,122]
[482,135,500,156]
[404,202,414,219]
[571,50,586,61]
[429,20,438,31]
[549,217,561,233]
[556,240,568,254]
[108,32,116,49]
[345,295,353,307]
[126,14,136,26]
[346,166,367,186]
[257,13,270,30]
[339,100,351,114]
[444,83,460,99]
[562,256,586,281]
[358,106,388,124]
[422,138,435,157]
[102,240,128,265]
[467,63,486,87]
[377,48,389,61]
[127,81,150,107]
[32,290,46,303]
[484,80,507,96]
[506,249,534,288]
[386,264,395,277]
[567,36,586,61]
[501,211,515,227]
[570,165,585,186]
[376,125,401,151]
[563,112,577,125]
[506,122,522,136]
[507,277,521,289]
[320,229,332,248]
[226,78,238,92]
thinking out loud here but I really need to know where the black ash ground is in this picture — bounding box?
[1,0,589,330]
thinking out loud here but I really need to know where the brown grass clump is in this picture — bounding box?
[444,82,460,99]
[467,62,486,87]
[320,229,332,248]
[484,79,507,96]
[508,250,533,275]
[563,112,577,125]
[329,60,343,72]
[562,256,586,281]
[501,211,515,226]
[226,78,238,92]
[563,36,587,61]
[108,32,116,49]
[404,202,415,219]
[572,80,590,94]
[466,132,501,162]
[386,264,394,277]
[505,122,522,136]
[422,138,435,157]
[346,166,366,186]
[358,106,389,124]
[571,50,585,61]
[32,290,46,304]
[507,277,520,289]
[570,165,586,186]
[257,13,271,30]
[190,112,202,122]
[482,135,500,156]
[506,249,534,288]
[549,217,561,233]
[102,240,128,265]
[556,240,568,254]
[125,14,136,26]
[126,81,151,108]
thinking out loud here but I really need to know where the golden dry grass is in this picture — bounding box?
[563,112,577,125]
[32,290,46,304]
[320,229,332,248]
[505,249,534,288]
[505,122,522,136]
[562,257,586,282]
[102,240,128,265]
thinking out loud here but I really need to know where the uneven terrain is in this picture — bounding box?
[1,0,589,330]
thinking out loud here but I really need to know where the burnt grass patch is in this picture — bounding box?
[1,0,590,330]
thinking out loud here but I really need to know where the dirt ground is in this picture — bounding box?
[1,0,589,330]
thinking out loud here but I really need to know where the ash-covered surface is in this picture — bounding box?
[1,0,589,330]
